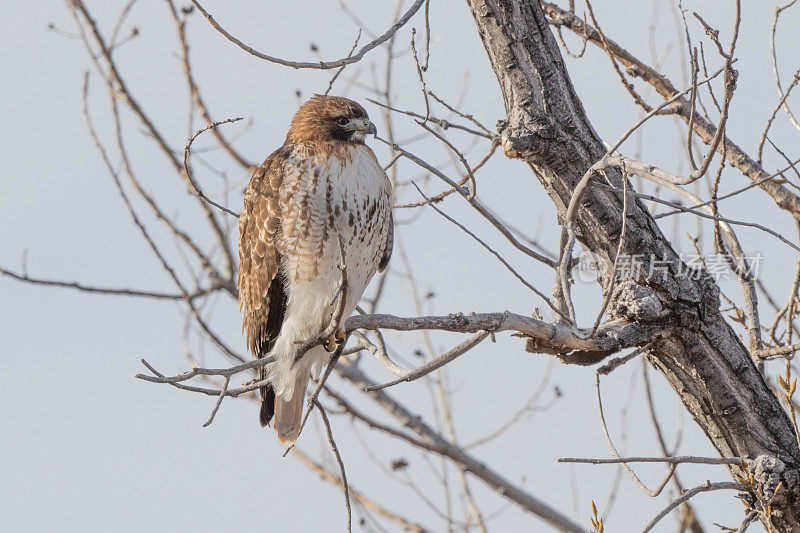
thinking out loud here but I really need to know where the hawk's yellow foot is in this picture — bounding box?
[324,327,346,352]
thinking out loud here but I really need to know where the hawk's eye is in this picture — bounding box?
[336,117,350,126]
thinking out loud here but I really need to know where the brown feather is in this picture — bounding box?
[238,144,293,426]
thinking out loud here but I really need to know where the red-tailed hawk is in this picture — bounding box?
[238,95,393,443]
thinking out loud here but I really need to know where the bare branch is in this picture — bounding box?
[641,481,746,533]
[0,265,213,301]
[559,456,743,466]
[189,0,424,69]
[315,401,351,533]
[345,311,662,358]
[184,118,243,218]
[365,331,489,391]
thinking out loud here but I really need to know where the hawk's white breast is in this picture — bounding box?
[267,143,392,399]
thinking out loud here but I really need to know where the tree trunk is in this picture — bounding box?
[465,0,800,529]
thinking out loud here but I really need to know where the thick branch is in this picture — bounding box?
[466,1,800,529]
[345,311,663,358]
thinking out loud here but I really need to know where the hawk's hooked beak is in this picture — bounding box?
[356,117,377,136]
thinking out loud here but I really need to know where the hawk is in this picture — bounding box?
[238,95,393,443]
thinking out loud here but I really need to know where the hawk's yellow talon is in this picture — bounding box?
[334,327,346,343]
[324,327,346,352]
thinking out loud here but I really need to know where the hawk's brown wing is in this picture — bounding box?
[238,144,293,426]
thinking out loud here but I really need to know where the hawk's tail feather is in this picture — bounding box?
[273,372,309,443]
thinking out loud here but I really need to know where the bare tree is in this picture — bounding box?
[12,0,800,531]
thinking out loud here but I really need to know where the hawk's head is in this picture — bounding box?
[286,95,377,145]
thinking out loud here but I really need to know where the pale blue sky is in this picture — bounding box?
[2,1,797,531]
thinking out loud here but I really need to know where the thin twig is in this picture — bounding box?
[641,481,746,532]
[0,266,213,301]
[758,68,800,164]
[184,118,243,217]
[325,29,363,96]
[315,401,351,533]
[410,28,430,123]
[411,182,564,317]
[365,331,489,391]
[770,0,800,133]
[335,362,588,533]
[167,1,255,170]
[291,447,434,533]
[591,167,628,334]
[379,139,556,267]
[368,98,496,140]
[596,373,676,497]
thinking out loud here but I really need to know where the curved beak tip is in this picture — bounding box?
[367,122,377,136]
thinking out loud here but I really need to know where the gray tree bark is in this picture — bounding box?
[465,1,800,530]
